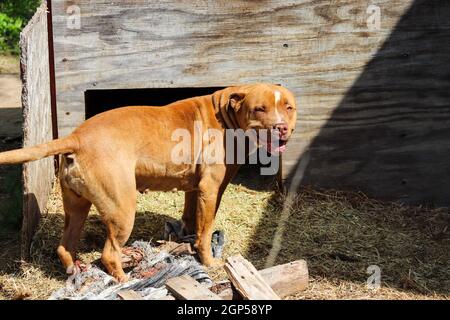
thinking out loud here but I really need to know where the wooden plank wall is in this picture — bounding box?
[51,0,450,205]
[20,1,55,256]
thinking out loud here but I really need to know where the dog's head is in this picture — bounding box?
[213,83,297,153]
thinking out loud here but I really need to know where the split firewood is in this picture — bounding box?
[214,258,308,299]
[224,255,280,300]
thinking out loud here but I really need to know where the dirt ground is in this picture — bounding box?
[0,56,448,300]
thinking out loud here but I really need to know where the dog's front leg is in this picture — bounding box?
[194,178,223,267]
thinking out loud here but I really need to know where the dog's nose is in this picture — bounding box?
[273,123,288,136]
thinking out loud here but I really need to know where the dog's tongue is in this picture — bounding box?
[258,134,287,154]
[272,144,287,153]
[267,144,286,153]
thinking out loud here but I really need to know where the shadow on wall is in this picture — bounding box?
[294,0,450,206]
[0,107,23,233]
[245,0,450,296]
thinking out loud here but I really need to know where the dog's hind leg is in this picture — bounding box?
[90,173,137,282]
[99,198,136,283]
[57,185,92,275]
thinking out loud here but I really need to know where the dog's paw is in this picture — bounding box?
[65,263,79,276]
[112,272,129,283]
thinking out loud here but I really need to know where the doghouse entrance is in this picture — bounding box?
[85,87,227,118]
[84,87,281,188]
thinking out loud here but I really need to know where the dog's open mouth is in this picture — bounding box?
[258,131,288,154]
[266,138,287,154]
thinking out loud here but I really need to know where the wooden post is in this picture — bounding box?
[20,1,54,258]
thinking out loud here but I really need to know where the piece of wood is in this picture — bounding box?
[20,1,54,258]
[166,275,222,300]
[259,260,308,297]
[49,0,450,205]
[225,255,280,300]
[216,259,308,300]
[157,295,176,300]
[117,290,143,300]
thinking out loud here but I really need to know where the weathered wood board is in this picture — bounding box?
[225,255,280,300]
[259,259,308,297]
[117,290,144,300]
[50,0,450,205]
[218,259,308,300]
[20,1,55,257]
[163,259,308,300]
[166,275,222,300]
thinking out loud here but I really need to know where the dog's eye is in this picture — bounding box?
[254,106,266,113]
[286,104,293,111]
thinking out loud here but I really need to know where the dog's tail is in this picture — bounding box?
[0,135,78,164]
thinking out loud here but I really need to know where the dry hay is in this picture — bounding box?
[0,175,449,300]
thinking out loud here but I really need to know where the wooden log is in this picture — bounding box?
[216,259,308,300]
[166,275,222,300]
[224,255,280,300]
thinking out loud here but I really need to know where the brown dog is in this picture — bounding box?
[0,83,297,281]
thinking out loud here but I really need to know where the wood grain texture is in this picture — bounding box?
[259,260,308,297]
[51,0,406,136]
[216,259,308,300]
[166,275,222,300]
[50,0,450,204]
[20,1,55,257]
[117,290,143,300]
[293,0,450,205]
[225,255,280,300]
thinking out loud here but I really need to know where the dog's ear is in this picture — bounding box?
[213,87,246,113]
[228,92,246,111]
[212,87,248,129]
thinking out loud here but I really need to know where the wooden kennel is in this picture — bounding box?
[19,0,450,254]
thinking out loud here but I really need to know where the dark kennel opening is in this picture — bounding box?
[84,87,227,119]
[84,87,280,189]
